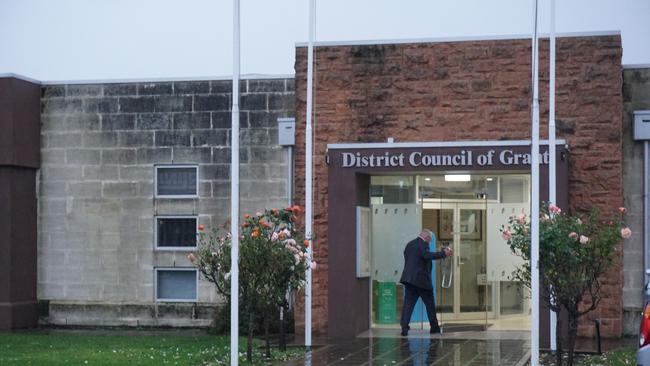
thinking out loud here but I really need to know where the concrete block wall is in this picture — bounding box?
[39,78,294,326]
[622,67,650,334]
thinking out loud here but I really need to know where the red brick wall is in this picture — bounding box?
[293,35,623,337]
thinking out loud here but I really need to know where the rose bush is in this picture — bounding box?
[502,203,631,366]
[188,205,312,362]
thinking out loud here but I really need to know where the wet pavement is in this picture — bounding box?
[284,330,530,366]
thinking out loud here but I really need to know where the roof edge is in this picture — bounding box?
[0,73,42,84]
[327,139,568,150]
[296,30,621,48]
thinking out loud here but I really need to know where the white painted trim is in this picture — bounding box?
[39,73,294,86]
[0,73,42,84]
[623,64,650,70]
[154,267,199,302]
[154,165,199,199]
[327,139,567,150]
[296,30,620,48]
[154,215,199,251]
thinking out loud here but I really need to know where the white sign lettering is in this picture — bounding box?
[340,149,550,168]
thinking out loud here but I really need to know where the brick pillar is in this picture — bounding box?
[0,76,41,329]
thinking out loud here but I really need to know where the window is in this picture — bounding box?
[155,165,198,198]
[155,216,198,250]
[155,268,198,302]
[500,176,530,203]
[370,176,415,204]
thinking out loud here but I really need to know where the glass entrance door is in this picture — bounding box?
[423,200,489,332]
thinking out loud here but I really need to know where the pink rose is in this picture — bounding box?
[621,227,632,239]
[619,207,626,213]
[271,232,279,242]
[516,213,526,225]
[569,232,578,240]
[501,230,512,241]
[549,204,561,214]
[579,235,589,245]
[310,261,317,270]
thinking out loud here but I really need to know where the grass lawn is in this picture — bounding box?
[574,347,636,366]
[0,330,305,365]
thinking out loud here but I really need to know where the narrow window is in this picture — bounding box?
[155,268,198,302]
[155,165,198,198]
[155,216,198,250]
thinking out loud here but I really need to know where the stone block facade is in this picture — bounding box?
[622,67,650,334]
[39,78,294,326]
[293,35,624,337]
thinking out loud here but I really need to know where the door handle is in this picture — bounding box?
[441,256,453,289]
[457,256,464,267]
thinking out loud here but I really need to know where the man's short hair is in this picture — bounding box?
[419,229,433,240]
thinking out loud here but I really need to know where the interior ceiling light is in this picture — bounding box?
[444,174,471,182]
[486,177,494,181]
[425,178,431,181]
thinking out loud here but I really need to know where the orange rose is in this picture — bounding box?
[292,205,301,213]
[303,239,310,247]
[244,214,251,219]
[186,253,196,262]
[198,224,205,231]
[251,229,260,238]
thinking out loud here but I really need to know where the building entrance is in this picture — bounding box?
[369,174,531,333]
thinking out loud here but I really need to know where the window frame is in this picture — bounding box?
[154,267,199,302]
[154,165,199,199]
[154,215,199,251]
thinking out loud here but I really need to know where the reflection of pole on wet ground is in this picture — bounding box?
[302,349,312,366]
[407,337,431,366]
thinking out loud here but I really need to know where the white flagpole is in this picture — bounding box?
[549,0,557,352]
[530,0,541,364]
[304,0,315,349]
[230,0,240,364]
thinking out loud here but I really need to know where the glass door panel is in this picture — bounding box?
[457,206,489,330]
[370,203,421,327]
[432,209,454,315]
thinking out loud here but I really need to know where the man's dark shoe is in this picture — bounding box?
[400,325,409,336]
[430,325,441,334]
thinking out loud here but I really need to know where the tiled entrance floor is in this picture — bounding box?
[284,332,530,366]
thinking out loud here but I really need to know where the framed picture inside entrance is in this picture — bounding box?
[439,210,454,241]
[461,210,482,241]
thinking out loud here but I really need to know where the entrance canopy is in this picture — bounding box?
[325,140,568,343]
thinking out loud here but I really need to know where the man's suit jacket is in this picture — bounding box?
[399,237,446,290]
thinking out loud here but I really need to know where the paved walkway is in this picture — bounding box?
[285,330,530,366]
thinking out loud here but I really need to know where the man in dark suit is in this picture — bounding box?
[399,229,453,336]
